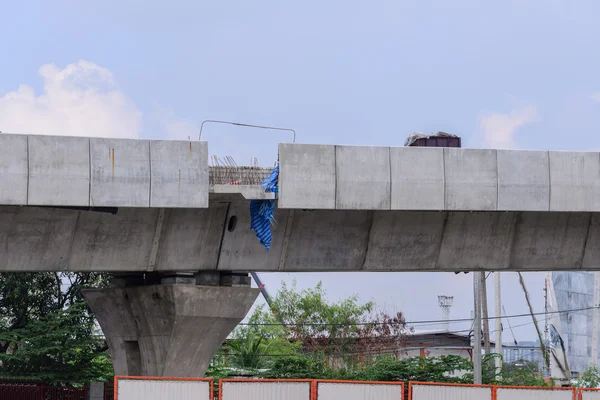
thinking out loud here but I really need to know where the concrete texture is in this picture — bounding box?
[83,284,259,377]
[390,147,444,210]
[155,206,228,271]
[28,135,90,206]
[90,138,151,207]
[444,148,497,210]
[0,134,28,205]
[549,151,600,212]
[7,134,600,213]
[363,211,446,271]
[497,150,550,211]
[150,140,208,207]
[278,143,336,209]
[335,145,391,210]
[217,201,289,271]
[6,203,600,272]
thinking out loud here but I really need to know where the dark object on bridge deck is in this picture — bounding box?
[405,131,462,148]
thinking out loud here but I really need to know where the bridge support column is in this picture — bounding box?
[82,272,258,377]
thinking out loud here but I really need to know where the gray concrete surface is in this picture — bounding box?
[0,133,209,208]
[278,143,336,209]
[0,134,28,205]
[29,135,90,206]
[389,146,444,210]
[150,140,209,207]
[83,284,259,377]
[4,202,600,272]
[278,143,600,212]
[497,149,550,211]
[335,145,391,210]
[5,134,600,213]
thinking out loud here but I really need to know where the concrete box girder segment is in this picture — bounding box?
[0,133,209,208]
[3,204,600,272]
[277,143,600,213]
[83,284,259,377]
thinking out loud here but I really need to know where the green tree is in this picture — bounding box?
[225,281,410,371]
[574,364,600,388]
[0,272,112,385]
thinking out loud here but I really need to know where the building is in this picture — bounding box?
[501,341,543,369]
[553,271,598,375]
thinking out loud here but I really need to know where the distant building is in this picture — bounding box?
[553,271,598,375]
[501,340,543,367]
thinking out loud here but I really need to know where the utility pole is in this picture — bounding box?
[494,272,502,375]
[482,273,491,356]
[473,271,483,384]
[592,271,600,367]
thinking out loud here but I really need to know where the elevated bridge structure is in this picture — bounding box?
[1,133,599,377]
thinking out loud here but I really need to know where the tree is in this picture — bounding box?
[0,272,112,385]
[574,365,600,388]
[225,281,410,371]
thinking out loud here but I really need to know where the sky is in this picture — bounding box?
[1,0,600,341]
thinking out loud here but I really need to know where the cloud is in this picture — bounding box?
[0,60,141,138]
[476,105,538,149]
[592,92,600,103]
[161,114,199,141]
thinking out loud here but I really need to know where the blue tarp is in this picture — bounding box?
[250,164,279,250]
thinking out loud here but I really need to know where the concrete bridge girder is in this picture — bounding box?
[1,202,600,272]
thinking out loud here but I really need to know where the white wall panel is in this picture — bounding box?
[318,382,403,400]
[221,381,310,400]
[581,390,600,400]
[411,384,491,400]
[496,388,574,400]
[117,379,211,400]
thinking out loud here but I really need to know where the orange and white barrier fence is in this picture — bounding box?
[580,389,600,400]
[316,380,403,400]
[409,382,492,400]
[495,385,576,400]
[113,376,594,400]
[219,378,312,400]
[114,376,213,400]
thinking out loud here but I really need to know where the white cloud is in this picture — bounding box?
[592,92,600,103]
[476,105,538,149]
[0,60,141,138]
[163,117,199,141]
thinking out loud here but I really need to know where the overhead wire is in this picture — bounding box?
[237,305,597,327]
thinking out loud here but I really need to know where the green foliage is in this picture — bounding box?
[260,354,473,383]
[478,354,547,387]
[231,304,300,359]
[227,333,272,369]
[0,272,112,385]
[574,364,600,388]
[270,281,375,344]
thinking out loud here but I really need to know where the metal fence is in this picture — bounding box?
[114,376,213,400]
[0,385,86,400]
[108,377,596,400]
[219,379,312,400]
[409,382,492,400]
[580,389,600,400]
[316,380,404,400]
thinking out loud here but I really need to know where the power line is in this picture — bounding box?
[220,320,543,359]
[238,305,597,327]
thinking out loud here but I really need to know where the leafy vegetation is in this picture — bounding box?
[0,272,112,385]
[574,364,600,388]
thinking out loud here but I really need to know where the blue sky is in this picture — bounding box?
[2,0,600,340]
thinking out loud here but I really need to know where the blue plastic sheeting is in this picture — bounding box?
[250,164,279,250]
[262,164,279,194]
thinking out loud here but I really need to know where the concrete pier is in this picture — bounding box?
[83,280,258,377]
